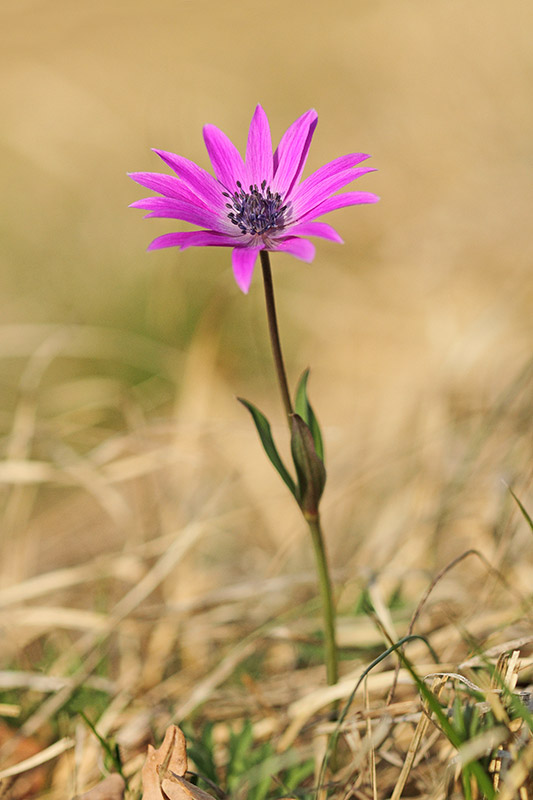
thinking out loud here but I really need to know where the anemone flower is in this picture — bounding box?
[129,105,378,293]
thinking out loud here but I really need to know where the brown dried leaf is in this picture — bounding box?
[77,773,126,800]
[162,776,218,800]
[0,721,48,800]
[142,725,205,800]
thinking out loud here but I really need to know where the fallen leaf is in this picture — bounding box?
[142,725,201,800]
[0,721,48,800]
[161,776,219,800]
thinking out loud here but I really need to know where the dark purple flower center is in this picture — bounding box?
[223,180,289,236]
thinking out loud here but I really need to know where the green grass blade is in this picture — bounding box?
[78,710,127,786]
[397,657,496,799]
[183,722,218,785]
[509,486,533,533]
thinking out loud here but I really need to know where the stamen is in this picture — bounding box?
[225,181,290,237]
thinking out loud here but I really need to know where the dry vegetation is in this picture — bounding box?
[1,1,533,798]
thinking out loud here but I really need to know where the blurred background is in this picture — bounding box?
[1,0,532,708]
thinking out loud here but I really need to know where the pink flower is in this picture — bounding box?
[129,106,379,293]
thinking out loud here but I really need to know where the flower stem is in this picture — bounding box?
[260,251,293,424]
[259,250,338,689]
[307,513,338,687]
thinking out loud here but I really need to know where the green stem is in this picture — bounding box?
[260,251,293,424]
[307,513,338,687]
[260,250,338,689]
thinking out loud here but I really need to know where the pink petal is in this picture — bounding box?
[153,149,224,208]
[272,109,318,196]
[203,124,245,191]
[296,153,371,193]
[128,172,205,206]
[245,105,273,186]
[298,191,380,223]
[232,247,261,293]
[291,154,371,201]
[286,221,343,243]
[272,237,315,262]
[148,231,239,251]
[130,197,226,231]
[292,165,376,217]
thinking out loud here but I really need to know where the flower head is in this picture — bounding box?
[129,106,379,293]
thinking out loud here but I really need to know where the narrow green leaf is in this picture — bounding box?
[78,710,126,784]
[238,397,297,499]
[294,369,324,462]
[509,486,533,533]
[290,413,326,515]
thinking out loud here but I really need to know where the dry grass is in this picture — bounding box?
[1,0,533,797]
[0,324,531,798]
